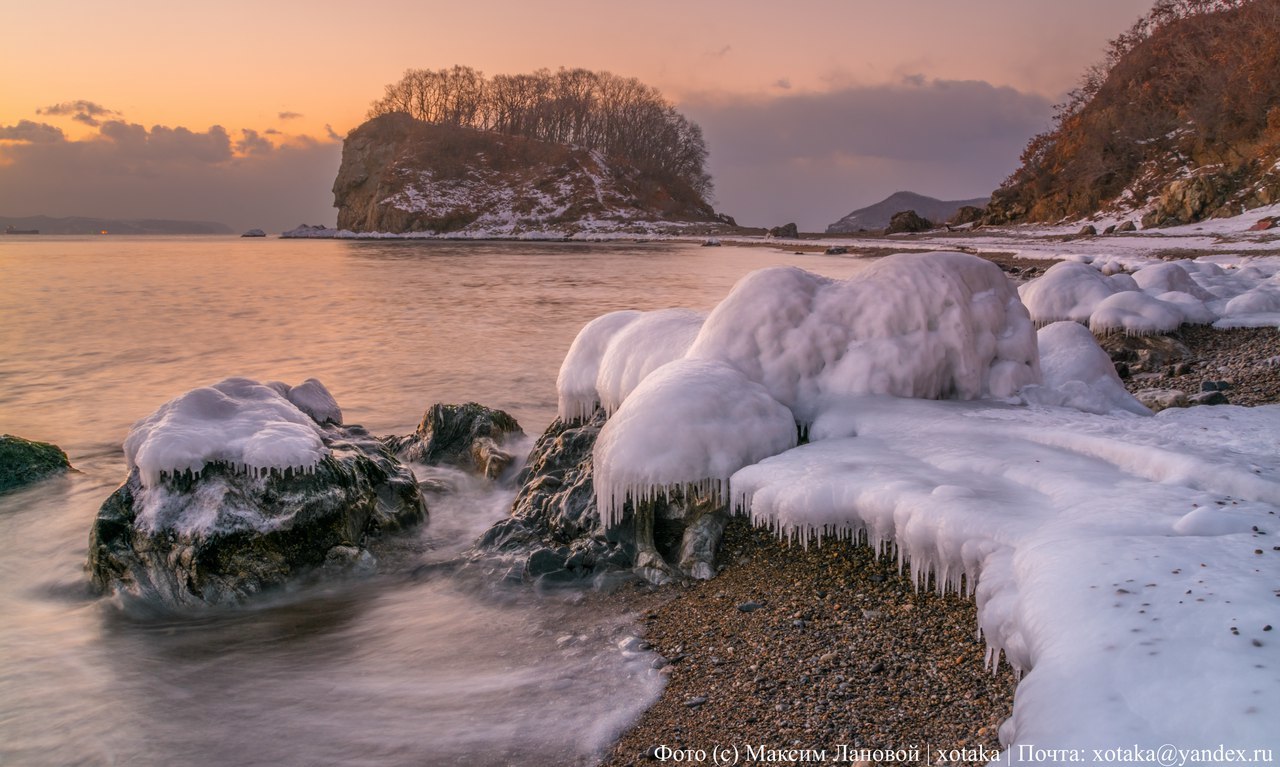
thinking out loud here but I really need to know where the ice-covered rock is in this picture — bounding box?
[594,309,705,415]
[1018,260,1120,325]
[1087,290,1185,336]
[385,402,523,480]
[89,379,426,607]
[556,310,641,422]
[0,434,72,493]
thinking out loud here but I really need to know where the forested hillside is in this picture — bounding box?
[987,0,1280,226]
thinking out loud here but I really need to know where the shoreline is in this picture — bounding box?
[591,518,1017,766]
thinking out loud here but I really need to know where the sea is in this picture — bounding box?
[0,235,870,767]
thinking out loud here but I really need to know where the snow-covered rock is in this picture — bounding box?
[89,378,426,607]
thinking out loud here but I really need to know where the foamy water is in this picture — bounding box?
[0,235,870,766]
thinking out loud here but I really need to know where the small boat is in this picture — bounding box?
[4,225,39,235]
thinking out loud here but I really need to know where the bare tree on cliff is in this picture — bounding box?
[368,66,713,199]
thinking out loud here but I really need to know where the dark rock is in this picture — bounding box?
[1189,390,1229,406]
[1115,220,1137,232]
[240,228,267,238]
[824,246,848,255]
[386,402,522,479]
[1077,224,1098,236]
[767,222,799,239]
[87,424,426,607]
[476,410,727,584]
[737,601,765,613]
[1201,380,1220,392]
[683,696,708,708]
[525,547,565,577]
[1103,224,1118,235]
[0,434,72,493]
[946,205,986,226]
[884,210,933,234]
[1114,361,1131,379]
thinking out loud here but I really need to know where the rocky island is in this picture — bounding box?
[321,66,737,239]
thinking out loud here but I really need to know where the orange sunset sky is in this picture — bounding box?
[1,0,1152,231]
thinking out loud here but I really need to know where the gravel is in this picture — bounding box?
[597,519,1016,765]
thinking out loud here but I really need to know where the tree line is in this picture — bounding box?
[369,66,712,198]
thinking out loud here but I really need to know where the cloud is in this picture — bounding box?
[0,120,341,232]
[680,78,1052,230]
[773,78,792,90]
[278,111,303,120]
[37,100,120,127]
[0,120,66,143]
[707,44,731,58]
[324,124,343,141]
[263,128,281,135]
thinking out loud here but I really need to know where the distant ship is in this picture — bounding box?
[4,225,39,235]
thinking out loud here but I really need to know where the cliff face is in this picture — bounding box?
[986,0,1280,227]
[333,114,728,235]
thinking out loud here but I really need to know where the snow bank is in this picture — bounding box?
[733,397,1280,753]
[124,377,329,488]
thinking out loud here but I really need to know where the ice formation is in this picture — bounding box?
[1019,255,1280,332]
[593,359,797,526]
[560,252,1042,518]
[283,378,343,425]
[733,397,1280,752]
[1021,321,1150,415]
[554,246,1280,752]
[124,377,329,488]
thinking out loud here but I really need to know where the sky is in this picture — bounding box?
[0,0,1152,232]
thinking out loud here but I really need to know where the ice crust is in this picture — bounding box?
[124,377,330,489]
[734,397,1280,753]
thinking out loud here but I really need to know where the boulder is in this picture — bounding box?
[88,422,426,607]
[386,402,523,479]
[476,410,723,586]
[1249,216,1277,231]
[1115,220,1137,232]
[1076,224,1098,237]
[885,210,933,234]
[87,378,426,607]
[824,246,848,255]
[0,434,72,493]
[1134,388,1188,412]
[947,205,986,226]
[767,222,799,239]
[241,229,267,237]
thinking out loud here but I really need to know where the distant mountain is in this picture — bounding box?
[825,192,989,233]
[0,216,232,235]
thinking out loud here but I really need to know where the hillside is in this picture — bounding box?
[825,191,988,233]
[987,0,1280,227]
[332,113,732,236]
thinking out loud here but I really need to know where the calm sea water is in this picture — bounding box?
[0,235,870,766]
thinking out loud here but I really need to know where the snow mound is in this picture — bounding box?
[1018,261,1119,325]
[1087,290,1184,336]
[594,309,706,415]
[1018,254,1280,331]
[124,377,329,487]
[687,253,1040,422]
[1021,321,1150,415]
[594,359,797,526]
[556,310,641,422]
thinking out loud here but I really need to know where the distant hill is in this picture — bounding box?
[987,0,1280,227]
[825,191,989,233]
[0,216,233,235]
